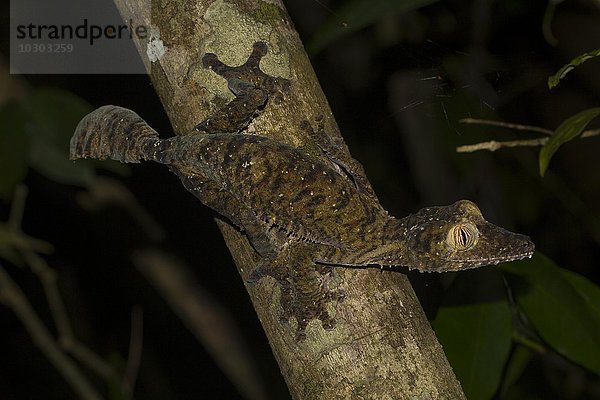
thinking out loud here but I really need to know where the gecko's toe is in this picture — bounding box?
[246,263,274,283]
[328,288,346,303]
[274,276,340,341]
[201,53,219,68]
[295,320,309,342]
[319,304,337,331]
[252,41,268,55]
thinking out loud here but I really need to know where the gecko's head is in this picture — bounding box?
[404,200,534,272]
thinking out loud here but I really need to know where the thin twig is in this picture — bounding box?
[0,264,103,400]
[77,177,166,242]
[25,250,113,378]
[63,340,114,379]
[8,186,114,380]
[581,129,600,138]
[122,305,144,398]
[4,185,52,254]
[23,251,74,339]
[459,118,553,135]
[8,185,28,230]
[457,119,600,153]
[0,227,53,254]
[457,138,548,153]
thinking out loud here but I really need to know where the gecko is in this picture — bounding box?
[70,42,534,341]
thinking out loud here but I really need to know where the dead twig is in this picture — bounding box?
[457,118,600,153]
[0,185,126,398]
[0,265,103,400]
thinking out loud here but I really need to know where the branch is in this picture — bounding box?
[457,118,600,153]
[459,118,554,135]
[0,186,125,398]
[76,177,165,242]
[7,186,115,380]
[0,264,103,400]
[23,249,115,379]
[457,138,548,153]
[112,1,465,398]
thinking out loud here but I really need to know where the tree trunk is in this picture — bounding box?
[113,0,466,398]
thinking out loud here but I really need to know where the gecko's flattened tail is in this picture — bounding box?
[70,105,160,163]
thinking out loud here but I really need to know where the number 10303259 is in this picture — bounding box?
[17,43,74,53]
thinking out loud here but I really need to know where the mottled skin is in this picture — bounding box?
[70,42,534,340]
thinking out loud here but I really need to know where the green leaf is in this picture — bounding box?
[433,269,512,400]
[0,101,29,200]
[539,107,600,177]
[501,253,600,373]
[560,269,600,335]
[21,88,96,186]
[307,0,439,55]
[499,346,533,400]
[106,352,128,400]
[548,48,600,89]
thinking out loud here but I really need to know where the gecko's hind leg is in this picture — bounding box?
[300,118,379,202]
[248,243,345,341]
[175,171,284,257]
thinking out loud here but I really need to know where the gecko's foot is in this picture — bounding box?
[247,245,344,342]
[196,42,290,134]
[300,115,339,153]
[277,267,345,341]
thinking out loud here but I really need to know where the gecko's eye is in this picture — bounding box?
[447,222,479,251]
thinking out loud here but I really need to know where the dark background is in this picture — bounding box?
[1,0,599,399]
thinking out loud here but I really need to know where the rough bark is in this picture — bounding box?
[113,0,466,398]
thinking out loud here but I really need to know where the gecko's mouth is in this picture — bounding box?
[477,249,534,266]
[452,236,535,268]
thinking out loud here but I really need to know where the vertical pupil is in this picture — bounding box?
[457,227,469,247]
[449,224,478,250]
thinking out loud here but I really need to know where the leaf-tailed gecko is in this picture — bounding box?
[70,42,534,340]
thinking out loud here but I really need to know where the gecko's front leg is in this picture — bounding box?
[195,41,290,134]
